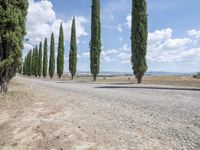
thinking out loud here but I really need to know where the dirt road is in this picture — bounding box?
[0,76,200,150]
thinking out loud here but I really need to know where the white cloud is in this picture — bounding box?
[104,45,131,64]
[156,38,192,51]
[102,56,114,62]
[117,53,130,60]
[102,49,118,56]
[187,29,200,38]
[148,28,172,46]
[121,44,130,52]
[25,0,88,51]
[82,52,90,58]
[121,21,200,65]
[126,14,131,28]
[147,28,200,64]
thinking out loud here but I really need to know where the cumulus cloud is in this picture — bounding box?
[109,19,200,65]
[187,29,200,38]
[24,0,88,51]
[147,28,199,63]
[102,45,131,64]
[148,28,172,46]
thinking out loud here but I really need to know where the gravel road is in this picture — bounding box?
[0,76,200,150]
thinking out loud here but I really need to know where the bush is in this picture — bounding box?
[193,72,200,78]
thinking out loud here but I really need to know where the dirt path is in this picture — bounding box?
[0,76,200,150]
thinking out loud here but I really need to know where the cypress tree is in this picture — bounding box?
[23,57,27,75]
[131,0,148,84]
[22,60,25,75]
[30,50,32,76]
[27,50,32,76]
[34,46,38,77]
[69,17,77,80]
[25,55,28,75]
[27,51,29,75]
[49,33,55,79]
[43,38,48,78]
[90,0,101,81]
[57,23,64,79]
[18,65,22,74]
[26,56,28,75]
[38,42,43,77]
[26,53,29,75]
[31,49,35,76]
[0,0,28,93]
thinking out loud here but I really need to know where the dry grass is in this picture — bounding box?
[142,76,200,87]
[73,76,200,88]
[18,74,200,88]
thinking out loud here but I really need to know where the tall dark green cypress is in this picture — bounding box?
[131,0,148,84]
[34,46,38,77]
[49,33,55,79]
[23,59,26,75]
[69,17,77,80]
[27,50,32,76]
[38,42,42,77]
[32,49,35,76]
[43,38,48,78]
[57,23,64,79]
[23,56,27,75]
[90,0,101,81]
[26,52,29,76]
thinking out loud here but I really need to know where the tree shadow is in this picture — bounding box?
[95,85,200,91]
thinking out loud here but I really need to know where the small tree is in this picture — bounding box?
[0,0,28,93]
[43,38,48,78]
[90,0,101,81]
[49,33,55,79]
[131,0,148,84]
[38,42,42,77]
[57,23,64,79]
[69,17,77,80]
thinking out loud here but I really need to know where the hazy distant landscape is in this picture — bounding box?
[75,71,195,77]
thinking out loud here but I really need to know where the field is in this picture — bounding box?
[0,75,200,150]
[49,74,200,88]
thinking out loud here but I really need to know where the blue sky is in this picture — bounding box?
[24,0,200,73]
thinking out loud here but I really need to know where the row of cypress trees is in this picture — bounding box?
[23,17,77,79]
[22,0,102,81]
[23,0,148,83]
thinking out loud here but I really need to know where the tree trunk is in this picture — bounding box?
[137,76,142,84]
[71,75,74,80]
[93,75,96,82]
[0,82,8,93]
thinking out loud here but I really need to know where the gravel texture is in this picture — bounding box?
[0,76,200,150]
